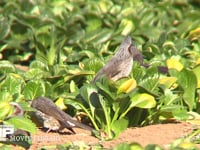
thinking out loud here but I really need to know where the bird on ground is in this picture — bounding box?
[31,97,93,134]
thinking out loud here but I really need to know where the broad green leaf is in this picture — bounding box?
[188,27,200,40]
[55,97,67,110]
[113,143,132,150]
[119,18,134,36]
[193,65,200,88]
[139,76,160,96]
[0,17,10,40]
[177,69,197,110]
[79,85,98,102]
[120,93,156,118]
[130,93,156,109]
[111,118,129,138]
[159,77,177,89]
[0,101,13,120]
[84,28,113,44]
[172,109,190,120]
[25,68,50,79]
[166,58,183,71]
[96,81,115,103]
[117,78,137,94]
[79,85,98,117]
[1,74,24,95]
[4,116,36,133]
[30,60,48,70]
[69,80,78,93]
[177,141,197,150]
[0,61,16,74]
[130,143,143,150]
[86,17,102,33]
[22,81,45,100]
[145,144,163,150]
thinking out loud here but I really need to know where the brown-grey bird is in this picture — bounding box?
[8,102,30,136]
[92,36,143,82]
[31,97,93,134]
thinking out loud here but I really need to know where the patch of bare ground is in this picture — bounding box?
[22,122,196,150]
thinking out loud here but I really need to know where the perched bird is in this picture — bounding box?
[92,36,143,82]
[31,97,93,134]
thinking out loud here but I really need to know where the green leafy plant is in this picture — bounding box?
[0,0,200,148]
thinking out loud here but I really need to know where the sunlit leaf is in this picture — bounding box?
[55,97,67,110]
[5,116,36,133]
[0,101,13,120]
[22,81,45,100]
[69,80,78,93]
[0,61,16,74]
[117,78,137,94]
[166,58,183,71]
[119,19,134,36]
[1,74,24,95]
[130,93,156,109]
[193,65,200,88]
[159,77,177,89]
[139,75,160,96]
[188,27,200,40]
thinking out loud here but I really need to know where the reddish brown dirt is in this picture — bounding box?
[19,122,194,150]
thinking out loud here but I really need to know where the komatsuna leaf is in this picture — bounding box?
[120,93,156,118]
[79,85,98,117]
[139,75,160,96]
[0,101,13,120]
[1,73,24,95]
[117,78,137,94]
[177,69,197,110]
[193,65,200,88]
[22,81,45,100]
[130,93,156,109]
[159,77,177,89]
[55,97,67,110]
[111,118,129,138]
[119,18,134,36]
[4,116,36,133]
[0,61,16,74]
[25,68,50,80]
[166,58,183,71]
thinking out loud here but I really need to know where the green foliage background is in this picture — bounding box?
[0,0,200,148]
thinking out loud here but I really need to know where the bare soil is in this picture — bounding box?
[23,122,195,150]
